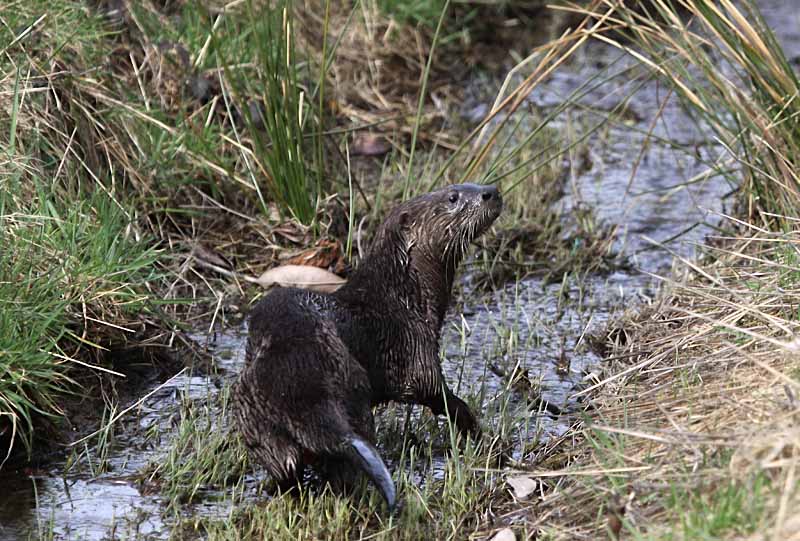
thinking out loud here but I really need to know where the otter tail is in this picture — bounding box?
[345,435,397,511]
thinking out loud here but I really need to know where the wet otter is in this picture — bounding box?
[234,183,502,509]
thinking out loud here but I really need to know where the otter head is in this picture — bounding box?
[370,183,502,287]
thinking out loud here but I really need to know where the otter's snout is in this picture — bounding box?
[480,185,499,202]
[479,184,503,216]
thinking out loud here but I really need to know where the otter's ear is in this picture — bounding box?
[397,211,411,230]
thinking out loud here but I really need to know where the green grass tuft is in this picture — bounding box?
[0,0,163,455]
[663,474,770,540]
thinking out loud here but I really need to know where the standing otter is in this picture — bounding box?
[234,183,502,509]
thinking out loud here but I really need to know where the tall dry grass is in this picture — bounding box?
[498,1,800,537]
[522,221,800,539]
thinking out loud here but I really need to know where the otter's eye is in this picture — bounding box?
[448,192,459,203]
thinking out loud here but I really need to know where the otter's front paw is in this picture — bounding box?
[454,408,481,439]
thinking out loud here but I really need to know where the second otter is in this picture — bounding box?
[234,183,503,509]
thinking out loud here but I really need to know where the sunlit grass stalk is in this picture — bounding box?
[315,0,331,204]
[345,140,356,261]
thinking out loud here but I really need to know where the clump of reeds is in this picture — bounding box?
[221,1,322,225]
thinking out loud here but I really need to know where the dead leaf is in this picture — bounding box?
[608,512,622,540]
[192,244,232,269]
[489,528,516,541]
[272,224,308,244]
[350,133,391,157]
[286,239,343,269]
[607,492,629,540]
[506,475,537,500]
[256,264,345,293]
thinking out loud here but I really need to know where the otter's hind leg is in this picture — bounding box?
[233,375,308,493]
[286,402,395,510]
[293,397,396,510]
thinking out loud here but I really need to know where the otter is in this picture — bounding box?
[233,183,503,510]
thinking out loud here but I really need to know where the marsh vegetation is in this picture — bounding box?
[1,0,799,539]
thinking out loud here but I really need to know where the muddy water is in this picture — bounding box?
[3,4,799,539]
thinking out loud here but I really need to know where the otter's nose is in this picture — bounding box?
[481,185,500,202]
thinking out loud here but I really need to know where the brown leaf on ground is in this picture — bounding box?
[272,223,310,245]
[350,133,391,157]
[606,493,626,540]
[192,243,232,269]
[285,239,344,270]
[255,264,345,293]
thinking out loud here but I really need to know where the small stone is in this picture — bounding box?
[506,475,537,500]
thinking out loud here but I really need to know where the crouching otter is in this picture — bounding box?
[233,183,503,509]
